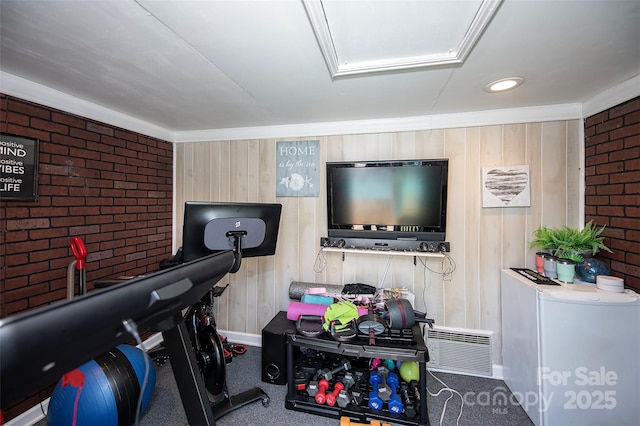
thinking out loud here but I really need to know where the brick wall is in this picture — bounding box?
[0,94,173,420]
[584,96,640,291]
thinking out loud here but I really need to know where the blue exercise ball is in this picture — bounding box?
[48,345,156,426]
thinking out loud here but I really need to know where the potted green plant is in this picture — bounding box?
[530,221,612,282]
[530,221,612,261]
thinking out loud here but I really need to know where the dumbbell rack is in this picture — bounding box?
[285,324,430,426]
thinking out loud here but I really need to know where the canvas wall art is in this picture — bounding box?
[482,165,531,208]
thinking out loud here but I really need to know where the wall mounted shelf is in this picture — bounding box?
[322,247,445,261]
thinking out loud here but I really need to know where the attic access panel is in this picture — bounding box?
[303,0,502,77]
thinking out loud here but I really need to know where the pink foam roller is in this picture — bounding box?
[287,301,328,320]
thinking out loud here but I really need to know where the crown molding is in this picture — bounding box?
[173,103,583,142]
[0,71,173,142]
[582,74,640,118]
[3,70,617,144]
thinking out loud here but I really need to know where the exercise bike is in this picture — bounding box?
[158,247,270,422]
[185,283,270,418]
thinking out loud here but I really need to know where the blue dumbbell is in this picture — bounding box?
[386,372,403,414]
[368,371,383,411]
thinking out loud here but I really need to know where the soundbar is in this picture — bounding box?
[320,237,450,253]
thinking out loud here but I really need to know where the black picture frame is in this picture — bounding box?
[0,133,39,201]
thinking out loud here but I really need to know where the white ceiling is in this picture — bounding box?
[1,0,639,141]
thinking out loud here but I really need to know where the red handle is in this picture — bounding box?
[71,237,87,270]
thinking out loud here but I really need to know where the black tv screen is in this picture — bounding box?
[182,202,282,263]
[326,159,448,243]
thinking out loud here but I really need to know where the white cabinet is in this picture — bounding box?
[500,269,640,426]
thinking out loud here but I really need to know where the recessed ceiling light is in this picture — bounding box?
[485,77,524,93]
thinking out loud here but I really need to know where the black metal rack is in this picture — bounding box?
[285,324,430,426]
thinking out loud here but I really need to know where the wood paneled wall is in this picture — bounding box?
[174,120,581,365]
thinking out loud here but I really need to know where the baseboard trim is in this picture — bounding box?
[217,330,262,347]
[4,400,49,426]
[427,364,504,381]
[492,364,503,380]
[138,329,262,348]
[140,331,165,351]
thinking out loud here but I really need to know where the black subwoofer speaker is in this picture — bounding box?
[261,311,295,385]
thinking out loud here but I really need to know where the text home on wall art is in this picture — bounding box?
[1,133,39,200]
[276,140,320,197]
[481,165,531,208]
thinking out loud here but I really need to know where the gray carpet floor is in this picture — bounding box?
[137,345,533,426]
[35,344,533,425]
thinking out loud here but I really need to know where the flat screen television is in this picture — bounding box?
[326,159,448,247]
[181,202,282,272]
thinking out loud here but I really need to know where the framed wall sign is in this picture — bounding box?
[276,140,320,197]
[1,133,39,201]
